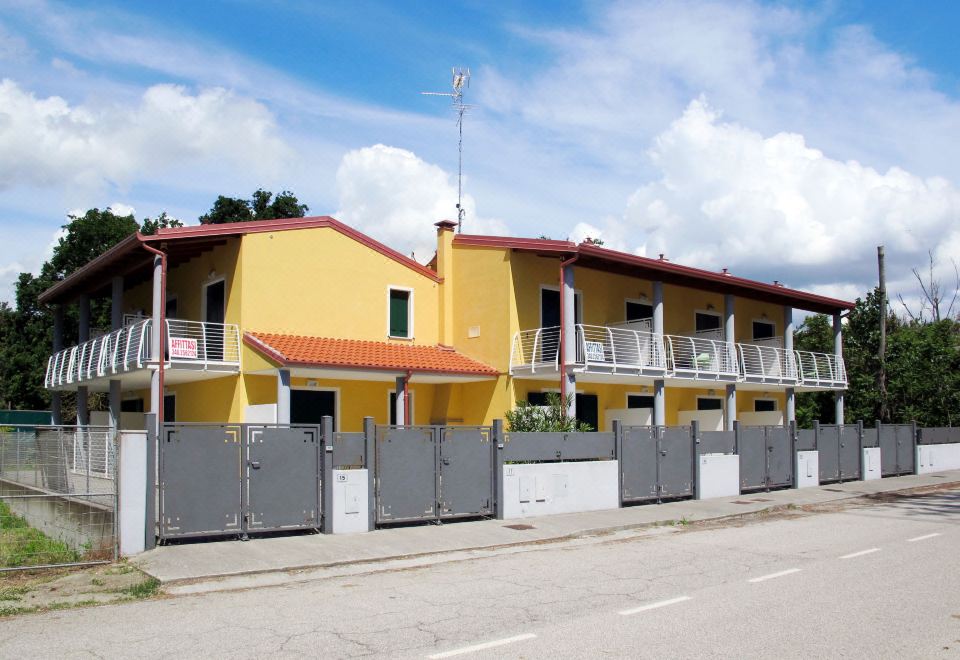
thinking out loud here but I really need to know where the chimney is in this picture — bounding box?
[658,253,668,261]
[435,220,457,346]
[721,268,730,276]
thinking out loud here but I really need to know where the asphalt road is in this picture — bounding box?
[0,488,957,659]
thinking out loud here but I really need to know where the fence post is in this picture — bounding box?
[691,420,700,499]
[363,416,376,531]
[613,419,623,507]
[321,416,334,534]
[857,420,864,480]
[789,420,798,488]
[911,419,919,475]
[144,413,157,551]
[813,420,820,451]
[493,419,505,520]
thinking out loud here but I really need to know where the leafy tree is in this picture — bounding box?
[793,313,835,427]
[505,393,593,432]
[200,189,308,224]
[139,211,184,236]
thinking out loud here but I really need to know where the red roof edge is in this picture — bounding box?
[454,234,577,253]
[243,332,288,365]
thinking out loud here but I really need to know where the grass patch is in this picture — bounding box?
[0,585,29,601]
[116,577,161,599]
[0,501,81,568]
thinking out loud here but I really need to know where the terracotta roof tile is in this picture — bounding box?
[245,332,498,376]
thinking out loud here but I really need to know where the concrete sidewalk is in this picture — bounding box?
[135,470,960,591]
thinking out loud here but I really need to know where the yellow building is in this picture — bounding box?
[40,216,852,432]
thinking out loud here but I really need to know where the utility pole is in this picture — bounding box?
[878,245,889,422]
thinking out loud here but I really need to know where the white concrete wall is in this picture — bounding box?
[119,431,147,556]
[605,408,651,431]
[917,443,960,474]
[678,410,724,431]
[862,447,882,480]
[332,469,369,534]
[245,404,278,424]
[796,451,819,488]
[697,453,740,499]
[738,411,785,426]
[502,461,619,520]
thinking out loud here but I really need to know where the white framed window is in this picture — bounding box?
[540,284,582,328]
[694,310,723,334]
[626,392,655,409]
[625,299,653,322]
[696,395,724,412]
[201,277,226,324]
[388,389,416,426]
[754,398,778,412]
[290,385,340,430]
[752,319,776,341]
[387,286,414,339]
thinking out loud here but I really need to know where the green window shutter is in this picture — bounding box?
[389,290,410,337]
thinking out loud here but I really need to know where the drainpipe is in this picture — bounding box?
[141,240,167,429]
[558,253,579,415]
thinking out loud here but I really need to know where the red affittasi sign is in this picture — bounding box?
[169,337,198,359]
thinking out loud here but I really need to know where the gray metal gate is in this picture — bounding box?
[375,425,494,525]
[159,423,323,540]
[839,425,861,480]
[738,426,794,491]
[814,424,861,484]
[621,426,694,503]
[879,424,915,476]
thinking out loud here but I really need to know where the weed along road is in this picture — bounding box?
[0,487,957,658]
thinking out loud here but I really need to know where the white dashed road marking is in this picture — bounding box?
[907,533,941,543]
[427,633,537,658]
[618,596,692,616]
[840,548,881,559]
[748,568,801,583]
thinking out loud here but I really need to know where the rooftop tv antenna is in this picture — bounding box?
[422,67,471,232]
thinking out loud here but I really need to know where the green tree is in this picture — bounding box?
[139,211,184,236]
[505,393,593,432]
[200,189,308,224]
[793,312,835,427]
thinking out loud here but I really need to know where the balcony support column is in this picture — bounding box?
[109,276,123,429]
[784,306,795,425]
[724,294,736,431]
[394,374,411,425]
[833,311,844,424]
[77,294,90,428]
[149,254,163,430]
[276,369,291,424]
[560,260,577,419]
[51,304,64,425]
[653,281,665,426]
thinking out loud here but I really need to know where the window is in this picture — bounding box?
[389,288,412,338]
[627,394,655,409]
[625,301,653,322]
[120,399,144,413]
[695,312,722,333]
[540,287,582,327]
[526,392,550,407]
[754,399,777,412]
[753,320,776,340]
[291,389,337,428]
[697,397,723,411]
[576,393,599,431]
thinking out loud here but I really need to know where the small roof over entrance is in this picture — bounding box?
[244,332,498,383]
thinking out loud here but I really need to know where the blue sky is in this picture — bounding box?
[1,0,959,314]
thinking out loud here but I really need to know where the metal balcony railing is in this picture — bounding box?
[737,342,799,384]
[509,326,560,374]
[45,319,241,389]
[575,324,667,375]
[795,350,847,388]
[664,334,739,380]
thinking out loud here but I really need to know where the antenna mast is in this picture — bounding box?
[422,67,471,232]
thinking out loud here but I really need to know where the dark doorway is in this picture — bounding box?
[204,280,226,361]
[627,394,655,409]
[164,394,176,423]
[291,389,337,428]
[576,393,599,431]
[697,397,723,411]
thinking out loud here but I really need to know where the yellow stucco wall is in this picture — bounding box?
[449,245,515,372]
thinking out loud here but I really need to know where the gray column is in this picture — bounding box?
[77,294,90,427]
[724,294,736,431]
[394,375,407,425]
[653,281,665,426]
[276,369,291,424]
[784,306,795,424]
[51,304,64,425]
[109,276,123,429]
[149,255,163,426]
[833,311,844,424]
[562,264,577,418]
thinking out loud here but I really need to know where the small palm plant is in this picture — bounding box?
[505,393,593,432]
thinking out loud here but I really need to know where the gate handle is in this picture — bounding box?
[442,458,450,466]
[660,450,667,456]
[249,461,261,469]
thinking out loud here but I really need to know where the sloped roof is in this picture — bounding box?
[244,332,498,376]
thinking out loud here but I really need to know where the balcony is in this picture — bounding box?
[510,325,846,389]
[45,319,241,391]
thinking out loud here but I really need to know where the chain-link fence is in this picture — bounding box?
[0,426,117,571]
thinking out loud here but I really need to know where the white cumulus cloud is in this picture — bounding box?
[334,144,509,262]
[0,79,291,192]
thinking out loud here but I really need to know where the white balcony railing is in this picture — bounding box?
[575,324,667,375]
[737,343,799,384]
[795,350,847,388]
[509,326,560,374]
[45,319,240,389]
[664,333,739,380]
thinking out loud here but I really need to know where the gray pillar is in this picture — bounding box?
[724,294,736,431]
[784,306,795,424]
[833,312,844,425]
[77,294,90,427]
[51,304,64,425]
[276,369,291,424]
[149,255,163,427]
[394,375,407,425]
[109,276,123,429]
[562,264,576,418]
[653,281,665,426]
